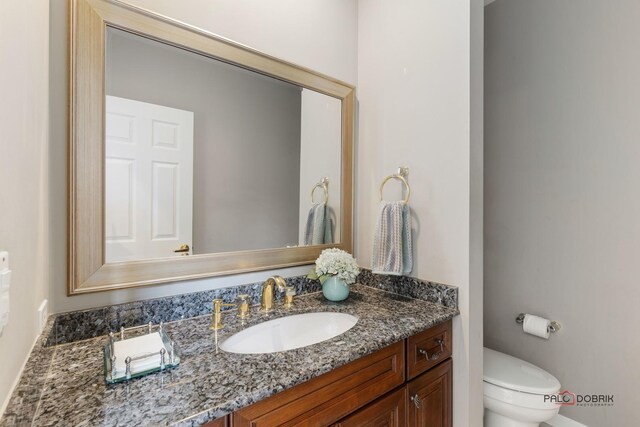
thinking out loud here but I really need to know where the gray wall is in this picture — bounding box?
[485,0,640,425]
[106,28,301,253]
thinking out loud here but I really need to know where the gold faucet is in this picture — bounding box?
[260,275,287,312]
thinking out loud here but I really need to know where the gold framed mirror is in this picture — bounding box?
[68,0,354,295]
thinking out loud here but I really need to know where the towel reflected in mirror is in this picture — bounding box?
[304,203,334,245]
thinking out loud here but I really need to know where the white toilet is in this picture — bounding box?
[483,347,561,427]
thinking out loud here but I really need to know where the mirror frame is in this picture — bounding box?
[68,0,354,295]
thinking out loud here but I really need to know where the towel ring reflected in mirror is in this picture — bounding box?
[379,168,411,205]
[311,178,329,204]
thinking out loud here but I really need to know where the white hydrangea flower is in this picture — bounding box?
[314,248,360,285]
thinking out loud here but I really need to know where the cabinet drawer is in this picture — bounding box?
[332,387,406,427]
[233,341,405,427]
[406,320,452,380]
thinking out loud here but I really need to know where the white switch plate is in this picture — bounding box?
[37,300,48,334]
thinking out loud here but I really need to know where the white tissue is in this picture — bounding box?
[523,314,550,339]
[113,332,167,374]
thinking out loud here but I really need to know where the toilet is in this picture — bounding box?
[483,347,561,427]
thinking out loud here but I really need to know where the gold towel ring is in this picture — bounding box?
[311,178,329,204]
[379,168,410,204]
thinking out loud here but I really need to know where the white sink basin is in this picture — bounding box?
[219,312,358,354]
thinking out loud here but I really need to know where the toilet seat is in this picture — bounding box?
[484,347,560,395]
[484,381,559,411]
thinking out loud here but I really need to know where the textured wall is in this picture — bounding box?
[485,0,640,424]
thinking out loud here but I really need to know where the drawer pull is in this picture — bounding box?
[411,393,423,409]
[418,337,445,361]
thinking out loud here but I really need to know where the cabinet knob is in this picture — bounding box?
[411,393,423,409]
[418,337,445,361]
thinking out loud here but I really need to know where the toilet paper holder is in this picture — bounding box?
[516,313,561,333]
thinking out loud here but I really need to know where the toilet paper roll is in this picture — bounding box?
[523,314,550,339]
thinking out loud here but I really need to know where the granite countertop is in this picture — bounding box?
[1,285,458,427]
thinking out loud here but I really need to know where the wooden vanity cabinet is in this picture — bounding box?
[230,320,452,427]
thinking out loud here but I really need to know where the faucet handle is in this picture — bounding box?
[213,298,235,309]
[284,287,296,308]
[237,294,250,318]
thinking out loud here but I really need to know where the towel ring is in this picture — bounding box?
[311,178,329,204]
[379,168,411,204]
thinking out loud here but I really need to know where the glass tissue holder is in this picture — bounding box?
[103,322,180,384]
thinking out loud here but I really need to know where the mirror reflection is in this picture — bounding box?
[104,28,342,263]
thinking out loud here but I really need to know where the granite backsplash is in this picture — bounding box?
[47,276,320,346]
[357,268,458,308]
[47,270,457,346]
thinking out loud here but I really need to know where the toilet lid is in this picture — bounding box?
[483,347,560,394]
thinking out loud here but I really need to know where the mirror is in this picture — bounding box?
[68,0,354,294]
[104,28,342,262]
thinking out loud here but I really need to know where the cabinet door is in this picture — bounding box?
[406,358,452,427]
[333,387,406,427]
[233,342,405,426]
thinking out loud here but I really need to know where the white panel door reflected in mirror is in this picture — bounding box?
[104,27,342,263]
[105,96,194,263]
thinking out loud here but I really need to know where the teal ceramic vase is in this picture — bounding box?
[322,276,350,301]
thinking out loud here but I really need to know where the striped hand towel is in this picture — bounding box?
[372,201,413,275]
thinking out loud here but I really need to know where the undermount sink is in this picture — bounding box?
[219,312,358,354]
